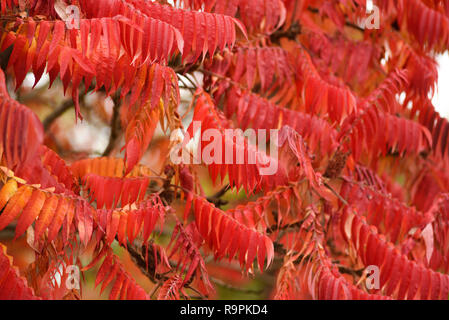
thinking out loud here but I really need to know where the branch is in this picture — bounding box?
[306,7,366,32]
[206,184,230,208]
[198,68,246,90]
[102,94,121,156]
[267,217,306,234]
[126,241,160,283]
[270,21,301,44]
[324,182,349,206]
[337,264,364,278]
[43,99,74,131]
[124,240,207,299]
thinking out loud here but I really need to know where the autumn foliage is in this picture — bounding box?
[0,0,449,300]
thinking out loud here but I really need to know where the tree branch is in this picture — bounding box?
[206,184,230,208]
[102,94,122,157]
[270,21,301,44]
[43,99,74,131]
[124,240,207,299]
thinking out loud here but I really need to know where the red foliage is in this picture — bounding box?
[0,0,448,300]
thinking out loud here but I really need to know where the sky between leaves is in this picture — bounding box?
[434,53,449,119]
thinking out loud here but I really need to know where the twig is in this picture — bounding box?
[149,281,163,299]
[324,182,349,206]
[43,99,74,131]
[270,21,301,44]
[173,63,200,75]
[210,277,264,295]
[206,184,230,208]
[198,68,246,90]
[307,6,365,32]
[124,240,207,299]
[177,75,196,95]
[102,93,121,156]
[337,265,364,278]
[125,242,159,282]
[266,218,306,235]
[181,73,199,89]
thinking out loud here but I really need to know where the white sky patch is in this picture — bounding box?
[433,52,449,119]
[22,72,49,89]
